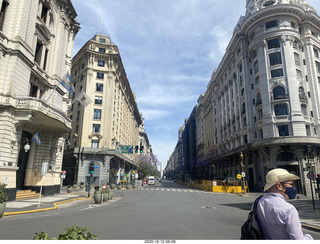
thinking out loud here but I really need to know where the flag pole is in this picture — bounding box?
[45,83,59,103]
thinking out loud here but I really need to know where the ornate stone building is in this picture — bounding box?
[63,35,142,187]
[171,0,320,195]
[0,0,79,200]
[203,0,320,194]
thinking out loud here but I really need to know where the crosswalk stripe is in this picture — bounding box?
[140,187,215,194]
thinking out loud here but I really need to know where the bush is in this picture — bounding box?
[94,185,100,191]
[101,190,109,194]
[0,184,7,203]
[34,226,97,240]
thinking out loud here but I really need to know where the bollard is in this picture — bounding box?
[102,184,106,190]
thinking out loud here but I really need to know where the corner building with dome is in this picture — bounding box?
[194,0,320,195]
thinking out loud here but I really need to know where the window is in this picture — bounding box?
[299,87,306,100]
[264,1,275,6]
[267,38,280,49]
[99,48,106,53]
[271,68,283,78]
[254,60,259,73]
[96,83,103,92]
[35,40,43,65]
[255,76,260,84]
[91,140,100,149]
[269,52,282,65]
[256,93,262,106]
[93,124,101,133]
[301,104,308,116]
[40,4,49,24]
[294,53,300,66]
[306,125,311,136]
[98,60,105,67]
[316,61,320,73]
[0,1,9,31]
[314,48,319,59]
[94,109,101,119]
[258,109,263,120]
[266,20,278,29]
[95,96,103,105]
[278,125,289,136]
[77,110,80,120]
[30,83,38,98]
[274,104,288,116]
[99,38,106,43]
[296,69,303,78]
[273,86,286,100]
[97,72,104,79]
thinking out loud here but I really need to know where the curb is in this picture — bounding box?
[3,197,92,216]
[301,223,320,233]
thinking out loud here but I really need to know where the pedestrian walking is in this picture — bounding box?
[256,168,313,240]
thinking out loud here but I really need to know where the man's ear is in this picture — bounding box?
[276,182,283,190]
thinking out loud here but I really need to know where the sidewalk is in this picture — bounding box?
[2,186,93,217]
[243,192,320,232]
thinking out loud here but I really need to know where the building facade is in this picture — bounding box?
[169,0,320,195]
[63,35,142,187]
[0,0,79,200]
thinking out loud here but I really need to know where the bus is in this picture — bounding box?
[148,176,155,185]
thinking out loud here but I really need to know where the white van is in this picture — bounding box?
[148,176,155,185]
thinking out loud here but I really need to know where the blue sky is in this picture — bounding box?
[72,0,320,168]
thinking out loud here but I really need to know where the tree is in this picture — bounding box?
[136,154,160,179]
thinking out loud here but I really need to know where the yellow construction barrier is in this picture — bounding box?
[179,180,249,194]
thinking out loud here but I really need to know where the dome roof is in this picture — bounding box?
[245,0,316,16]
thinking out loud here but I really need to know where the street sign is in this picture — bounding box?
[237,174,242,179]
[307,172,315,180]
[62,170,67,175]
[241,172,246,178]
[121,145,133,154]
[41,162,48,176]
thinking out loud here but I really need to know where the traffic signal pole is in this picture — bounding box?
[88,172,93,197]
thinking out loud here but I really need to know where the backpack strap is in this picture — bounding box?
[253,195,264,219]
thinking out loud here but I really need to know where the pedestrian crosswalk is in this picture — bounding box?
[139,187,216,194]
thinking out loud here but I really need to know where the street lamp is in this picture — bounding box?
[240,151,246,195]
[21,137,30,153]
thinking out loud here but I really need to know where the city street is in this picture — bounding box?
[1,180,319,240]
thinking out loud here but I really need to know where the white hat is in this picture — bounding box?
[264,168,300,192]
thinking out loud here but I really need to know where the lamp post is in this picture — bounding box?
[240,151,246,195]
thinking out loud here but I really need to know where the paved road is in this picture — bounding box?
[1,180,319,240]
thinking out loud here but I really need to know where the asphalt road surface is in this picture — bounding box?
[0,180,319,240]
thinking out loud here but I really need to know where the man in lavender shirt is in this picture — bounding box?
[256,168,313,240]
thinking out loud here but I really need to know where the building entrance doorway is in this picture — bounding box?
[16,131,31,190]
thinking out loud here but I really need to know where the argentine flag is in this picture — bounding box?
[60,71,74,94]
[32,132,41,145]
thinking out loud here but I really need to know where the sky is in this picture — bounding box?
[71,0,320,169]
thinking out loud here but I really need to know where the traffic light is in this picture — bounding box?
[135,145,139,153]
[140,146,144,154]
[89,162,95,174]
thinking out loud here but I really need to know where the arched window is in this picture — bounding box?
[299,87,306,100]
[273,86,286,100]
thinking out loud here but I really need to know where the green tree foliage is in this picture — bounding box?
[0,183,7,203]
[137,154,160,179]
